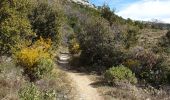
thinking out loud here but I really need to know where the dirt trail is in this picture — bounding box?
[58,53,104,100]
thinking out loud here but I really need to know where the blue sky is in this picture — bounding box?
[89,0,137,11]
[89,0,170,23]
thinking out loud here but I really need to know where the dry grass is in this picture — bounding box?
[35,66,77,99]
[0,60,26,100]
[0,59,77,100]
[138,29,167,49]
[88,74,170,100]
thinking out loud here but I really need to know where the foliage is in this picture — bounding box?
[127,48,168,85]
[77,17,125,67]
[42,90,56,100]
[123,27,140,48]
[104,65,137,84]
[15,38,54,81]
[99,5,126,25]
[19,83,41,100]
[158,30,170,53]
[32,37,52,51]
[0,0,34,18]
[29,1,63,46]
[123,59,141,73]
[0,0,35,55]
[68,34,80,54]
[34,58,54,79]
[139,57,168,85]
[100,5,115,25]
[99,5,146,28]
[19,83,56,100]
[166,30,170,40]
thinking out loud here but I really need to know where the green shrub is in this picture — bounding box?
[0,0,35,55]
[104,65,137,84]
[77,17,125,67]
[33,58,54,79]
[29,1,63,45]
[42,90,56,100]
[100,5,114,25]
[19,83,56,100]
[19,83,41,100]
[123,27,140,48]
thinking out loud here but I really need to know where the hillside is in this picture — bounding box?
[0,0,170,100]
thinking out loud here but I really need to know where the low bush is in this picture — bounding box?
[104,65,137,84]
[19,83,41,100]
[19,83,56,100]
[33,58,54,79]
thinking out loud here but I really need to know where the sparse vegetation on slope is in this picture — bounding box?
[0,0,170,99]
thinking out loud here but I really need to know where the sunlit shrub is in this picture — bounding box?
[16,48,39,67]
[19,83,56,100]
[70,43,80,54]
[69,38,80,54]
[33,58,54,79]
[32,37,52,51]
[19,83,41,100]
[15,38,54,81]
[16,47,51,65]
[104,65,137,84]
[0,0,36,55]
[43,90,56,100]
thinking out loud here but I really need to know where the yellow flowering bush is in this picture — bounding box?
[15,38,54,81]
[16,48,39,67]
[33,37,52,51]
[69,38,80,54]
[16,48,51,67]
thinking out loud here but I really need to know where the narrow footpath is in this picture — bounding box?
[58,52,104,100]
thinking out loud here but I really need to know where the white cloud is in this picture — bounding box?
[116,0,170,23]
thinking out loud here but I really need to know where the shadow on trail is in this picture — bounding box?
[56,52,105,100]
[56,52,107,87]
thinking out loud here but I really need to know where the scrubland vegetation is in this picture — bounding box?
[0,0,170,99]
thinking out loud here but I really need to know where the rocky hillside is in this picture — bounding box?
[69,0,94,7]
